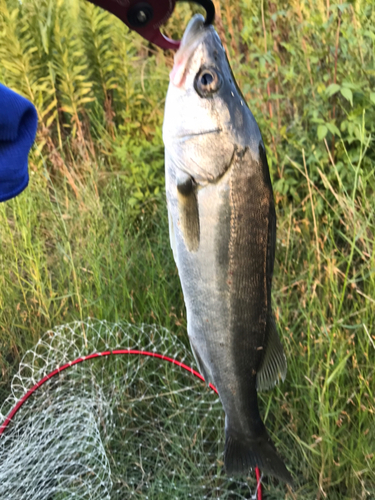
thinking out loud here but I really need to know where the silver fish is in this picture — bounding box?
[163,14,292,484]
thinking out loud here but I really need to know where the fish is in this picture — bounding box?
[163,14,292,484]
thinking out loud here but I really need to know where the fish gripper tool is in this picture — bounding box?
[86,0,215,50]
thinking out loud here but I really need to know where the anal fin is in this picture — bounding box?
[256,314,287,391]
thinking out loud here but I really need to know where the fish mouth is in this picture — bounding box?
[180,14,210,50]
[170,14,215,87]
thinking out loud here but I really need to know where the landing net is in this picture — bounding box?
[0,319,261,499]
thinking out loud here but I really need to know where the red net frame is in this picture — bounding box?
[0,349,262,500]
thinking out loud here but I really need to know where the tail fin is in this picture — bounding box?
[224,427,292,484]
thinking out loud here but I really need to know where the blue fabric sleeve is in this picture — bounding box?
[0,84,38,202]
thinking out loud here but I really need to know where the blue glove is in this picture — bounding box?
[0,84,38,202]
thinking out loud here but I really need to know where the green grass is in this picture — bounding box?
[0,0,374,498]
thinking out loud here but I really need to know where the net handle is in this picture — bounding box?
[0,349,262,500]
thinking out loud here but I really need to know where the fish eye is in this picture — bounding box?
[194,68,222,98]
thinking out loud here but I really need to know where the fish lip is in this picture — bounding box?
[179,14,213,51]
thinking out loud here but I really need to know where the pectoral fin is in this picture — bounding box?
[256,315,287,391]
[176,171,199,252]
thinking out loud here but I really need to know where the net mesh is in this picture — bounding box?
[0,319,259,499]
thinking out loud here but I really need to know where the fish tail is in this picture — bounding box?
[224,425,293,484]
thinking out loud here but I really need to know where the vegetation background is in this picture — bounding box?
[0,0,374,498]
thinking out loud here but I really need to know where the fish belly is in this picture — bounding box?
[166,154,267,436]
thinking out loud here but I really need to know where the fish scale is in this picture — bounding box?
[163,14,292,484]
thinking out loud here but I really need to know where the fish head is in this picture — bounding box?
[163,14,260,184]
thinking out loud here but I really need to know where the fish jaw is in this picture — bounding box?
[169,14,211,88]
